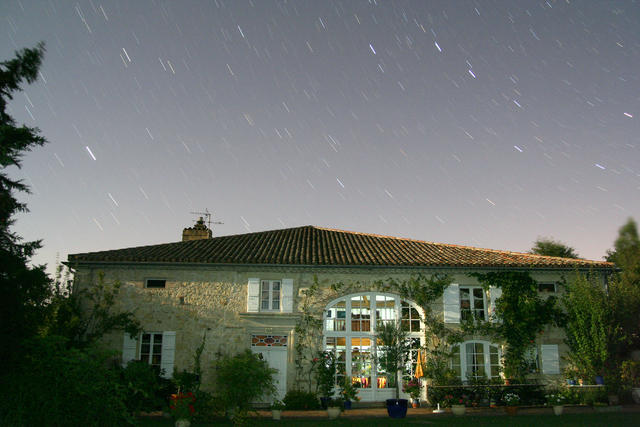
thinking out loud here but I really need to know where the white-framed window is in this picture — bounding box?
[323,293,423,394]
[523,346,540,373]
[261,280,281,311]
[246,278,293,313]
[140,332,163,370]
[451,341,501,381]
[460,286,486,321]
[122,331,176,379]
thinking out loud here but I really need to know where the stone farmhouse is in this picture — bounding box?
[67,221,612,402]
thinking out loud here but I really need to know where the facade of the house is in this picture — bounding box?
[67,224,612,402]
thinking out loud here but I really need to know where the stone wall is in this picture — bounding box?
[75,264,587,393]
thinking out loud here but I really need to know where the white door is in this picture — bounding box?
[251,346,288,402]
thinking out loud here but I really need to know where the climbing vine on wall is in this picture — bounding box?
[381,274,463,385]
[468,272,563,381]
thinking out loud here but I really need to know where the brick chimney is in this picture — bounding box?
[182,217,212,241]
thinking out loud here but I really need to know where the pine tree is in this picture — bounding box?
[0,43,52,367]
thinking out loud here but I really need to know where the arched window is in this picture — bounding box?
[323,293,423,401]
[451,340,501,381]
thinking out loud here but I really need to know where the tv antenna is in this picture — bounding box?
[190,209,223,229]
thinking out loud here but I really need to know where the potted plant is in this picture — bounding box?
[169,391,196,427]
[375,321,410,418]
[621,360,640,404]
[546,389,566,416]
[315,351,337,408]
[403,379,421,407]
[270,399,285,420]
[502,392,520,415]
[339,379,360,409]
[447,393,470,416]
[326,397,344,419]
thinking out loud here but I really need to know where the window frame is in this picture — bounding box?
[145,278,166,289]
[451,340,501,382]
[323,292,424,394]
[260,279,281,312]
[139,332,163,372]
[459,286,487,321]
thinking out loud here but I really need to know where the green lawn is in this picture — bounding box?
[140,412,640,426]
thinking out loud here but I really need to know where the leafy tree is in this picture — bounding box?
[562,272,640,388]
[606,218,640,286]
[0,43,52,367]
[45,268,141,348]
[375,320,410,399]
[530,237,579,258]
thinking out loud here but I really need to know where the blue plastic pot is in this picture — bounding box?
[344,400,352,410]
[595,375,604,385]
[385,399,408,418]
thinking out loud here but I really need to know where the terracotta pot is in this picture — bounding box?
[411,399,420,408]
[505,406,518,415]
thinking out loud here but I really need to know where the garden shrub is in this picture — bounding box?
[283,390,321,410]
[0,336,134,426]
[122,360,162,413]
[214,350,276,415]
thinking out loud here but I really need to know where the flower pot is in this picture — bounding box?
[553,405,564,416]
[344,400,352,410]
[505,406,518,415]
[327,406,341,419]
[411,399,420,408]
[632,387,640,404]
[385,399,409,418]
[451,404,466,416]
[175,419,191,427]
[272,409,282,420]
[578,378,584,386]
[320,396,330,409]
[595,375,604,385]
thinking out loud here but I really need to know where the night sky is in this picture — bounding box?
[2,0,639,272]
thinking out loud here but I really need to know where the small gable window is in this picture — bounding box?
[538,283,556,293]
[146,279,166,288]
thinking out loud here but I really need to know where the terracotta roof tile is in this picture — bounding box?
[67,225,613,269]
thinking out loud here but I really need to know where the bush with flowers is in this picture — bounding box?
[545,389,566,406]
[339,379,361,402]
[169,391,196,420]
[442,393,471,407]
[502,392,520,406]
[403,379,421,400]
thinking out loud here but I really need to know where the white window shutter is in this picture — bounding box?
[541,344,560,374]
[160,331,176,379]
[247,278,260,312]
[489,286,502,323]
[443,284,460,323]
[122,333,138,367]
[281,279,294,313]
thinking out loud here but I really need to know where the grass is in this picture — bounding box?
[139,412,640,426]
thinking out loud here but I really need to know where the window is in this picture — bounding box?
[261,280,281,311]
[123,332,175,379]
[140,332,163,371]
[460,287,486,321]
[523,346,539,373]
[451,341,501,381]
[324,293,423,399]
[146,279,166,288]
[538,283,556,293]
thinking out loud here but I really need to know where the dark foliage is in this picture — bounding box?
[530,237,579,258]
[283,390,321,410]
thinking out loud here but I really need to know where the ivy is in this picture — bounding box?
[468,272,563,381]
